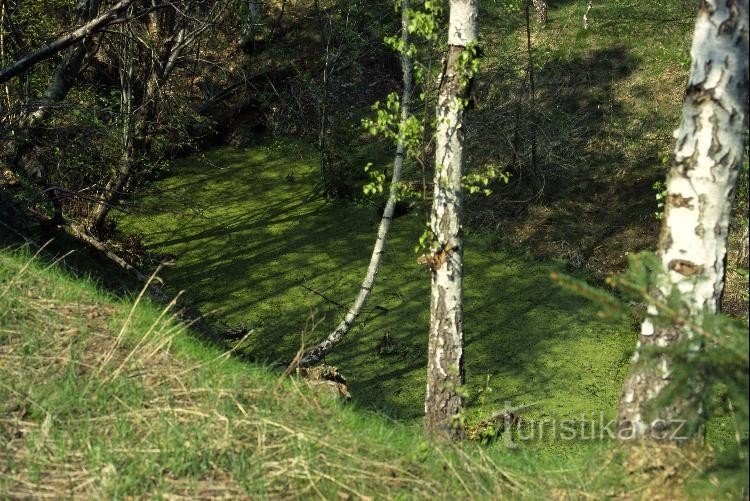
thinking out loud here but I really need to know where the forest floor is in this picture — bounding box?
[114,136,741,466]
[107,0,741,492]
[108,0,707,431]
[1,246,745,498]
[117,140,640,427]
[1,0,748,497]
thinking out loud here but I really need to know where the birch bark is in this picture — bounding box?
[618,0,749,441]
[531,0,547,24]
[424,0,478,439]
[299,0,414,367]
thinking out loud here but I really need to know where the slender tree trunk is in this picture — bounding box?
[524,0,538,179]
[299,0,414,368]
[10,40,89,195]
[618,0,749,441]
[89,24,135,234]
[88,7,191,234]
[0,1,8,109]
[6,0,100,150]
[316,1,332,192]
[88,86,154,234]
[583,1,593,29]
[424,0,478,440]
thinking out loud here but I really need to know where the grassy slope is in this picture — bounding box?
[114,0,743,455]
[1,246,517,498]
[2,0,747,496]
[1,247,744,498]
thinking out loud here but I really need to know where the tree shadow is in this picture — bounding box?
[467,45,662,275]
[2,41,645,427]
[1,133,636,426]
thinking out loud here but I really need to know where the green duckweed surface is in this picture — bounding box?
[119,138,636,426]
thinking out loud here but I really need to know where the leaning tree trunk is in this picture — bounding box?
[583,1,592,29]
[0,0,135,84]
[298,0,414,368]
[618,0,749,441]
[5,0,101,224]
[4,0,102,148]
[424,0,478,440]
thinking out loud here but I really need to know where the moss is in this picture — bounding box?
[118,138,635,428]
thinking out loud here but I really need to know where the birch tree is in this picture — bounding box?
[618,0,749,441]
[299,0,414,367]
[424,0,479,439]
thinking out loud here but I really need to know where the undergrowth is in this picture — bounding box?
[117,139,637,429]
[1,0,747,497]
[1,245,746,498]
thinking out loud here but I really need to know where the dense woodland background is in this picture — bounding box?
[0,0,748,497]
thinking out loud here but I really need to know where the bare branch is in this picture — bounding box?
[0,0,138,84]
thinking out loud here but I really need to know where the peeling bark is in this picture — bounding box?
[618,0,749,441]
[298,0,414,368]
[424,0,478,440]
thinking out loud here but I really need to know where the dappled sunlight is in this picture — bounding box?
[120,139,634,425]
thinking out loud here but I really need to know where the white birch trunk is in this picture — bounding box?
[618,0,749,441]
[424,0,478,439]
[583,1,592,29]
[298,0,414,368]
[532,0,547,24]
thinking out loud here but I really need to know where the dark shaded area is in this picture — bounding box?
[467,46,661,275]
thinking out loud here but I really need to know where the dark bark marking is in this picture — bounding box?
[666,194,694,209]
[659,225,674,253]
[668,259,704,276]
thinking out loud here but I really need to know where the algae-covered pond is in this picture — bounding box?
[119,138,635,424]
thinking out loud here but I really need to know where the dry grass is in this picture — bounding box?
[1,243,744,498]
[0,246,532,499]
